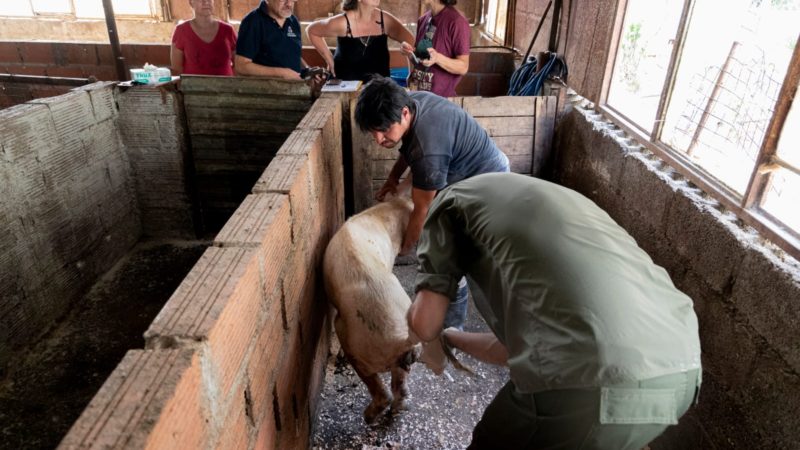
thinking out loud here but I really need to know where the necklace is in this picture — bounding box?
[359,35,371,47]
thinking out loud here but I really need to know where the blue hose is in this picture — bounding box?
[508,53,558,96]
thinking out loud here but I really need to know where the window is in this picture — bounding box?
[604,0,800,258]
[484,0,509,43]
[0,0,157,18]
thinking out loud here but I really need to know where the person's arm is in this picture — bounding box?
[234,54,301,79]
[407,288,450,342]
[384,12,415,52]
[306,16,343,76]
[170,44,184,76]
[443,329,509,366]
[375,156,409,201]
[401,187,436,255]
[423,48,469,75]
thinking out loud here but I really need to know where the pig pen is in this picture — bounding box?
[2,75,565,449]
[0,77,332,449]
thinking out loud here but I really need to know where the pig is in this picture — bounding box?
[322,188,417,424]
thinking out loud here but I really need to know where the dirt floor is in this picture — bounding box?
[311,257,509,450]
[0,240,206,450]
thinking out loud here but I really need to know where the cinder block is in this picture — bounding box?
[664,190,749,293]
[215,389,253,450]
[273,325,305,450]
[214,193,293,297]
[246,284,286,423]
[115,85,178,117]
[737,347,800,448]
[73,82,118,122]
[145,247,265,403]
[731,251,800,373]
[0,103,59,164]
[118,116,163,149]
[692,279,758,392]
[253,155,318,243]
[58,349,208,450]
[617,150,678,234]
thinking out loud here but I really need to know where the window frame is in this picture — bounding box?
[482,0,509,45]
[600,0,800,261]
[16,0,161,20]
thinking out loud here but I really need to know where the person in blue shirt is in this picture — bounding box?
[235,0,320,80]
[355,75,509,330]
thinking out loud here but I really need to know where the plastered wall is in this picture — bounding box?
[555,96,800,449]
[0,82,141,374]
[59,94,345,450]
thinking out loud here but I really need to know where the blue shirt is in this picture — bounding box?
[236,0,302,73]
[400,91,509,191]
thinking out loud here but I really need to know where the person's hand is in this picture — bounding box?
[285,68,302,80]
[325,62,336,78]
[399,239,415,256]
[422,47,440,67]
[400,41,414,56]
[375,178,399,201]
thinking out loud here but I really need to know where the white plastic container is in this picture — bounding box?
[130,64,171,85]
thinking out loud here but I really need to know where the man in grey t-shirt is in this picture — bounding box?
[355,76,509,329]
[408,173,702,449]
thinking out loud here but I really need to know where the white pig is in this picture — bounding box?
[322,187,417,424]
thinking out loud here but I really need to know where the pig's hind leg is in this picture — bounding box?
[389,350,415,415]
[348,355,392,423]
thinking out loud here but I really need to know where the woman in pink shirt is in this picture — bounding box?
[171,0,237,76]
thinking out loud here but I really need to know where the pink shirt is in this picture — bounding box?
[172,21,236,76]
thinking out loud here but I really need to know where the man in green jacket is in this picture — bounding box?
[408,172,702,449]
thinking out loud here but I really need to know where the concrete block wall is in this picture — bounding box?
[0,82,141,374]
[60,94,345,449]
[554,96,800,449]
[115,82,196,238]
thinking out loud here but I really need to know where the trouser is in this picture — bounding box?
[443,277,469,330]
[468,369,701,450]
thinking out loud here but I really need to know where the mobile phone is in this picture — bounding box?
[409,52,420,65]
[327,78,342,86]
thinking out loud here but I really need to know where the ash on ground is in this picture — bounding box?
[311,258,509,450]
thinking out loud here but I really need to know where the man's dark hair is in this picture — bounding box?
[441,0,458,5]
[354,75,415,132]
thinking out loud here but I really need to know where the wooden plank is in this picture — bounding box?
[463,96,537,117]
[179,75,311,97]
[185,107,307,124]
[476,116,534,136]
[507,154,533,174]
[367,144,400,160]
[183,94,312,112]
[350,98,376,214]
[532,96,556,178]
[187,121,297,135]
[491,135,534,156]
[371,159,399,180]
[189,135,287,153]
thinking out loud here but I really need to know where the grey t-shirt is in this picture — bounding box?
[416,173,702,393]
[401,91,509,191]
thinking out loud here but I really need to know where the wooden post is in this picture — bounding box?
[101,0,127,81]
[686,41,740,156]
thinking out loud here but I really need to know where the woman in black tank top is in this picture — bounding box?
[307,0,415,82]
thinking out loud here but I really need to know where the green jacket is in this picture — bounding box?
[416,173,701,393]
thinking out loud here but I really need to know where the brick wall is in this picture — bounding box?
[0,74,90,109]
[59,94,345,450]
[0,82,141,374]
[555,96,800,449]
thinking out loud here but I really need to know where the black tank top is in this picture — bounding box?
[333,10,390,82]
